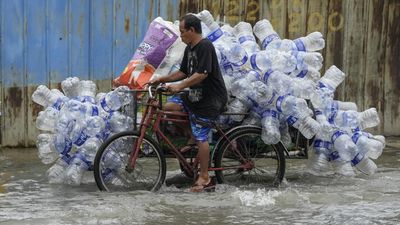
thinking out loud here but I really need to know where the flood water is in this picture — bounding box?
[1,138,400,225]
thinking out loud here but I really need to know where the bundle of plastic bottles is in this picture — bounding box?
[33,77,134,185]
[194,10,385,176]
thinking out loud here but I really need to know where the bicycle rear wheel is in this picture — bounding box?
[214,126,285,187]
[94,131,166,192]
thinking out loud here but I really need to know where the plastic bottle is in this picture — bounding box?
[100,86,131,112]
[69,116,105,146]
[65,152,91,185]
[242,110,262,126]
[32,85,67,109]
[108,111,134,133]
[329,108,380,130]
[352,131,384,159]
[275,95,312,119]
[249,49,297,74]
[331,130,359,161]
[36,133,59,164]
[279,119,292,147]
[36,107,59,132]
[247,80,275,108]
[253,19,280,50]
[309,139,332,174]
[261,109,281,144]
[198,10,248,66]
[234,22,260,55]
[61,77,80,98]
[290,67,321,82]
[294,51,323,71]
[46,155,70,184]
[293,31,325,52]
[286,115,320,139]
[351,152,377,175]
[329,151,355,176]
[226,98,249,122]
[77,80,97,104]
[262,70,316,99]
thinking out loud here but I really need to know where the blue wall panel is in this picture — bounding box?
[0,0,180,146]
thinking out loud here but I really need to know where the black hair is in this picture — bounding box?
[180,14,202,34]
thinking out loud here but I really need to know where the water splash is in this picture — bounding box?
[232,188,282,206]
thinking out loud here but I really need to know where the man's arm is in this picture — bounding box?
[150,70,187,85]
[167,72,207,93]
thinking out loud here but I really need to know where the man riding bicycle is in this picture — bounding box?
[149,14,227,192]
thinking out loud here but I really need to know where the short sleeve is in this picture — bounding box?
[179,47,189,75]
[195,41,213,74]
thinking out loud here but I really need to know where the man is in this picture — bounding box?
[149,14,227,192]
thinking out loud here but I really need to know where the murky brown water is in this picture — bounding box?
[1,138,400,225]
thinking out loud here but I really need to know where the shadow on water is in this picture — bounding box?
[1,142,400,225]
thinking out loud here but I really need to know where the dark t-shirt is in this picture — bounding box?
[179,39,227,119]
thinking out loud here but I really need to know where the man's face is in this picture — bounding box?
[179,20,192,45]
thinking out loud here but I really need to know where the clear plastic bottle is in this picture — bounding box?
[32,85,67,109]
[46,156,70,184]
[69,116,105,146]
[331,130,359,161]
[352,131,384,159]
[234,22,260,55]
[249,49,297,73]
[226,98,249,122]
[65,152,90,185]
[100,86,131,112]
[77,80,97,104]
[329,108,380,130]
[309,139,332,174]
[36,133,59,164]
[290,67,321,82]
[247,80,275,108]
[275,95,311,119]
[198,10,248,66]
[77,137,102,164]
[293,31,325,52]
[293,51,323,71]
[61,77,80,98]
[108,111,134,133]
[253,19,280,50]
[329,151,355,176]
[351,152,377,175]
[261,109,281,144]
[36,107,59,132]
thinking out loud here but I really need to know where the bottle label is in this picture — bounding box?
[262,109,278,118]
[52,98,64,110]
[294,39,306,51]
[61,139,73,156]
[314,139,333,150]
[100,98,113,112]
[207,28,224,42]
[262,69,274,83]
[81,96,96,104]
[331,130,345,143]
[91,106,99,116]
[74,131,89,146]
[239,35,256,44]
[250,54,260,71]
[232,54,248,67]
[296,70,308,78]
[262,33,279,49]
[351,153,364,166]
[351,132,362,143]
[286,115,298,125]
[329,151,340,161]
[275,95,286,113]
[328,111,336,124]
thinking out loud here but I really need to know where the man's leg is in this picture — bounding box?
[196,140,210,184]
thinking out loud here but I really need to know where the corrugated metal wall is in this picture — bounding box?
[0,0,180,147]
[0,0,399,147]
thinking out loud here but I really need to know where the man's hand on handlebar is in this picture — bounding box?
[166,83,184,94]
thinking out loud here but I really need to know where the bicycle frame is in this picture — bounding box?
[127,87,253,178]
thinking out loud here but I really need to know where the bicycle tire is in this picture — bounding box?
[94,131,166,192]
[214,126,286,187]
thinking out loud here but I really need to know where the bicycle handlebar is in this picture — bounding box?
[148,84,189,99]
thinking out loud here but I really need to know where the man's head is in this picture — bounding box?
[179,14,202,45]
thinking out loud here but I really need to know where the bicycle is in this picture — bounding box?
[93,85,287,192]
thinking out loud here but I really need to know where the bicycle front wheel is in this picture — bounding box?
[94,131,166,192]
[214,126,286,187]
